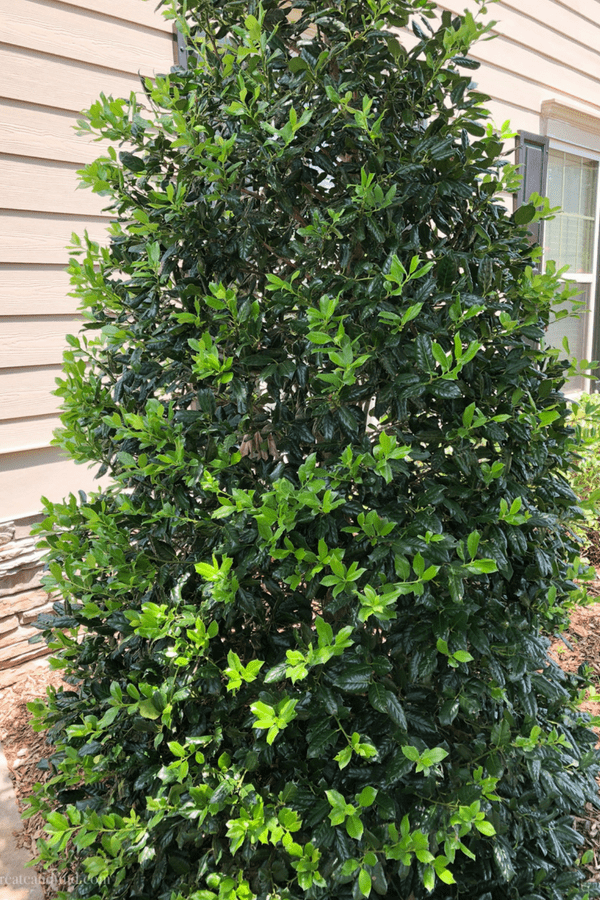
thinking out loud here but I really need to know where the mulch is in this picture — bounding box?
[4,557,600,894]
[0,661,70,899]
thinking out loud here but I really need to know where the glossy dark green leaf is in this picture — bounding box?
[451,56,480,69]
[514,203,536,225]
[333,665,372,693]
[415,333,435,372]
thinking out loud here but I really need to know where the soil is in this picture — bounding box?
[0,660,69,899]
[4,579,600,894]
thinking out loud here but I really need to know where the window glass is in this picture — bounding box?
[545,150,597,274]
[544,283,590,392]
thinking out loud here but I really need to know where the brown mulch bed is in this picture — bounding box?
[586,530,600,570]
[0,659,72,899]
[547,593,600,881]
[4,582,600,893]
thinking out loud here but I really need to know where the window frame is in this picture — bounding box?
[514,131,549,248]
[542,137,600,393]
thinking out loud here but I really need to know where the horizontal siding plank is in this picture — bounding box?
[0,46,148,112]
[0,267,79,316]
[437,0,600,81]
[0,0,174,75]
[0,416,62,455]
[397,24,542,120]
[483,101,540,136]
[499,0,600,53]
[0,212,109,264]
[463,40,600,117]
[0,447,106,520]
[0,317,82,368]
[0,101,108,164]
[55,0,173,32]
[0,156,110,216]
[0,368,63,419]
[552,0,600,26]
[469,64,552,123]
[473,57,600,120]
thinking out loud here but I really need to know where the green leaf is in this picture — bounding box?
[307,331,332,345]
[333,665,372,693]
[47,811,70,831]
[358,786,377,807]
[345,814,364,840]
[341,859,360,876]
[168,741,186,758]
[386,693,407,729]
[514,203,536,225]
[415,333,435,372]
[119,151,145,173]
[358,868,372,897]
[427,747,448,763]
[451,55,480,69]
[368,682,388,714]
[422,865,435,892]
[288,57,308,73]
[438,699,459,725]
[467,531,480,559]
[401,745,420,762]
[464,558,497,574]
[430,379,462,399]
[138,699,161,720]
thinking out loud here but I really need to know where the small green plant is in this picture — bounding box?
[25,1,600,899]
[568,393,600,532]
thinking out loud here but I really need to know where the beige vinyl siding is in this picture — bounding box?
[1,157,110,216]
[0,213,109,264]
[0,101,109,164]
[0,317,83,368]
[0,0,171,75]
[1,47,150,112]
[0,448,103,520]
[45,0,173,32]
[0,0,174,521]
[500,0,600,49]
[0,416,62,454]
[1,268,79,316]
[434,0,600,129]
[0,369,63,420]
[552,0,600,26]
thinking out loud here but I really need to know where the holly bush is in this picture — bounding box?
[26,1,600,899]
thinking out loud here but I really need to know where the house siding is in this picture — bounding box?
[0,0,174,673]
[0,0,174,525]
[434,0,600,132]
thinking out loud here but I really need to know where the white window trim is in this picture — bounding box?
[541,113,600,393]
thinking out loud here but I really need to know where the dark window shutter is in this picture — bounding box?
[173,26,190,68]
[514,131,549,247]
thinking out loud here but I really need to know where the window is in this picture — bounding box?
[516,129,600,393]
[543,148,599,390]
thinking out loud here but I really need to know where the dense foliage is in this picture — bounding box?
[26,1,600,898]
[567,394,600,534]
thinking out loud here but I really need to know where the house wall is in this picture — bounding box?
[0,0,174,520]
[433,0,600,137]
[0,0,174,672]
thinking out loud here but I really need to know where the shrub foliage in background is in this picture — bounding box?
[26,1,600,898]
[567,393,600,536]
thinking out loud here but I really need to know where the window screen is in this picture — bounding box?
[545,150,598,274]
